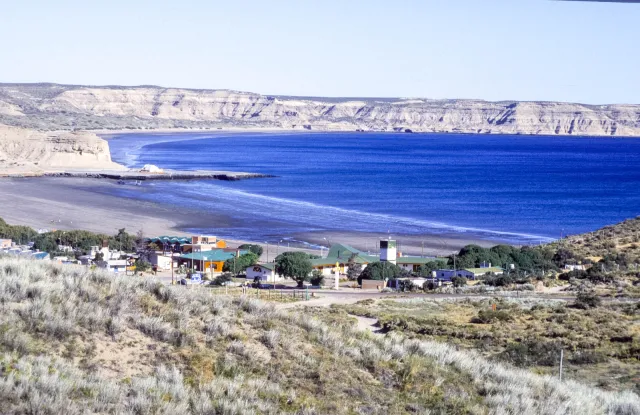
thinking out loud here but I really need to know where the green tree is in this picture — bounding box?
[346,254,363,281]
[134,259,151,273]
[357,261,405,285]
[415,260,446,277]
[223,252,259,275]
[239,244,264,257]
[0,218,38,245]
[275,251,313,287]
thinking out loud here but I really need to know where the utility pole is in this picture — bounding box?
[171,251,175,285]
[421,241,424,258]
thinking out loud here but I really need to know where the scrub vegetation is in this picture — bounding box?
[0,256,638,414]
[331,297,640,393]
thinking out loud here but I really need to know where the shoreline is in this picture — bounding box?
[0,177,521,258]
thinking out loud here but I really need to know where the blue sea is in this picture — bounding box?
[107,132,640,245]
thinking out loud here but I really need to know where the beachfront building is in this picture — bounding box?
[182,235,228,253]
[149,252,177,270]
[178,248,247,274]
[311,244,378,276]
[246,263,284,282]
[0,239,12,249]
[311,242,446,277]
[396,257,448,273]
[147,236,191,252]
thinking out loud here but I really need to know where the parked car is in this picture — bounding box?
[180,273,204,285]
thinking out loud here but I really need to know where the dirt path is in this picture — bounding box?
[352,315,381,334]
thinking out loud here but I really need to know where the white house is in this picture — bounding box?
[246,263,283,282]
[99,260,128,273]
[434,267,504,281]
[150,252,176,270]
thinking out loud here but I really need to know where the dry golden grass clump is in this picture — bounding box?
[0,256,639,414]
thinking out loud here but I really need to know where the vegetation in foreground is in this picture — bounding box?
[329,297,640,393]
[0,256,639,414]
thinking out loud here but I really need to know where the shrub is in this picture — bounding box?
[569,351,607,365]
[500,339,562,367]
[451,276,467,287]
[211,273,233,286]
[573,290,602,309]
[310,271,324,287]
[471,309,513,324]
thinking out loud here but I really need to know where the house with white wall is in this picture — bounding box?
[246,263,283,282]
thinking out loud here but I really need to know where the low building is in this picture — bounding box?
[311,243,379,276]
[147,236,191,252]
[178,249,246,273]
[312,242,447,277]
[30,252,50,261]
[150,252,177,270]
[434,266,504,281]
[98,259,128,273]
[396,256,448,273]
[0,239,12,249]
[246,263,283,282]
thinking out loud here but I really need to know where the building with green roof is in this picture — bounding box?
[178,249,248,273]
[311,242,446,276]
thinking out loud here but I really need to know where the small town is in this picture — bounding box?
[1,230,509,292]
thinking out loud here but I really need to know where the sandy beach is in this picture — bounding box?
[0,176,513,259]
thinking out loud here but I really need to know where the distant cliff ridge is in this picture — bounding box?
[0,83,639,136]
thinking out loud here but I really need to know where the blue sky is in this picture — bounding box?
[1,0,638,104]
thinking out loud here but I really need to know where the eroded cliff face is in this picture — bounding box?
[0,125,124,175]
[0,83,638,136]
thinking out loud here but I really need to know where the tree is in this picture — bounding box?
[93,252,104,263]
[239,244,264,257]
[415,260,446,278]
[223,252,259,275]
[346,254,363,281]
[275,251,313,287]
[134,258,151,274]
[357,261,405,285]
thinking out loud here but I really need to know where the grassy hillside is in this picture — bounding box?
[331,297,640,393]
[0,256,638,414]
[552,216,640,262]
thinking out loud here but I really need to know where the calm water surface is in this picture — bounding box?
[108,132,640,244]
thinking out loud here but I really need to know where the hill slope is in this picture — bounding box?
[1,83,639,136]
[0,256,637,414]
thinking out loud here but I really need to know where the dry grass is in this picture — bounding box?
[0,255,638,414]
[332,297,640,393]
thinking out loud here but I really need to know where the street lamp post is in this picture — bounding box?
[265,242,269,262]
[202,256,207,276]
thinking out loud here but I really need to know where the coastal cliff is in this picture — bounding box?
[0,125,124,175]
[1,83,639,173]
[0,83,638,136]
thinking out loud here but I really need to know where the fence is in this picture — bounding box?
[205,286,311,302]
